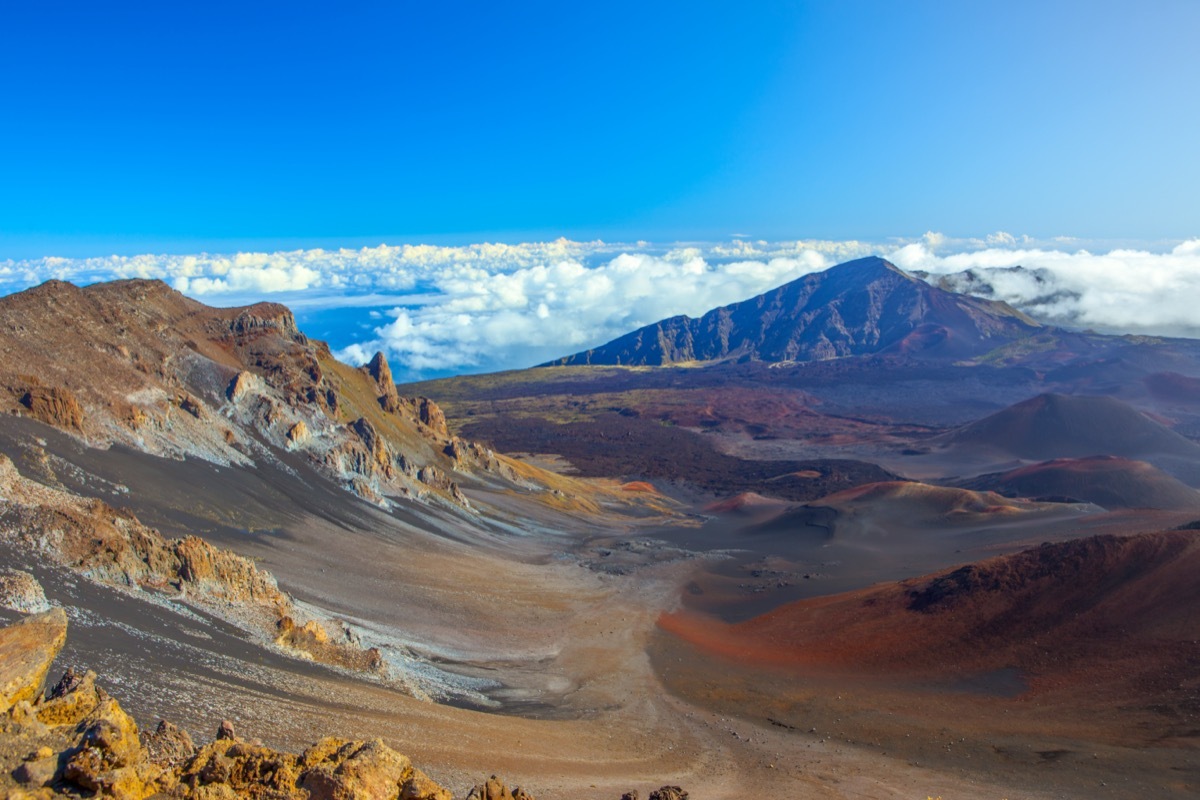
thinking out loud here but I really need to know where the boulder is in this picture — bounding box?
[0,608,67,713]
[287,420,311,447]
[177,393,204,418]
[300,738,414,800]
[226,370,263,402]
[12,751,59,787]
[35,668,100,726]
[648,788,689,800]
[0,570,51,614]
[144,719,197,767]
[215,718,238,741]
[61,695,144,795]
[465,775,536,800]
[402,767,453,800]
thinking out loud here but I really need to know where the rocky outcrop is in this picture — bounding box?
[0,279,559,515]
[350,417,394,477]
[0,608,66,713]
[648,789,689,800]
[366,351,404,414]
[418,398,449,438]
[173,535,285,607]
[144,720,197,768]
[18,385,85,431]
[0,615,687,799]
[226,370,264,402]
[465,775,536,800]
[618,790,690,800]
[417,466,469,506]
[227,303,304,342]
[276,616,384,673]
[0,569,51,613]
[0,616,449,800]
[445,439,516,480]
[287,420,311,447]
[0,454,382,676]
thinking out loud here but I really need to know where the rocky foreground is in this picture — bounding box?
[0,610,687,800]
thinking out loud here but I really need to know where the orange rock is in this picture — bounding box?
[0,608,67,713]
[19,386,85,431]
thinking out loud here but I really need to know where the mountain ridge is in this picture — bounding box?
[544,256,1043,367]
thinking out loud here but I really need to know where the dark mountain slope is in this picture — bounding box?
[546,256,1042,367]
[958,456,1200,511]
[943,392,1200,461]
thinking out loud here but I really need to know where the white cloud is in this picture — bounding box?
[892,237,1200,338]
[1,235,1198,379]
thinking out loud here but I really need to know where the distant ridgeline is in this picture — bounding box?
[544,257,1044,367]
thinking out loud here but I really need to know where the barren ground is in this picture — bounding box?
[3,413,1199,798]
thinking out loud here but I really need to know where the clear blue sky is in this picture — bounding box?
[2,1,1197,258]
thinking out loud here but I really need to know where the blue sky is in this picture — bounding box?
[3,1,1198,258]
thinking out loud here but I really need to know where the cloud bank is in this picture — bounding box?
[1,234,1197,380]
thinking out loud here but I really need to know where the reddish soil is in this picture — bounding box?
[701,492,786,514]
[1146,371,1200,404]
[661,529,1200,709]
[653,530,1200,798]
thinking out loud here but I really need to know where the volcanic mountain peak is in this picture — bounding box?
[812,255,912,282]
[545,256,1043,367]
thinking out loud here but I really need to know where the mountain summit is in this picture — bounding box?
[545,256,1043,366]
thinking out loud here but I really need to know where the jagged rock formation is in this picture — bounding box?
[0,279,534,509]
[17,385,85,432]
[0,614,686,799]
[547,256,1042,367]
[0,612,449,799]
[0,453,382,675]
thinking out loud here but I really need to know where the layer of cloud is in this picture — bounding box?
[892,237,1200,338]
[1,234,1197,380]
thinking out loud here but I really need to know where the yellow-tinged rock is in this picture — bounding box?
[300,736,355,768]
[35,669,100,726]
[0,608,67,713]
[403,767,454,800]
[300,738,414,800]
